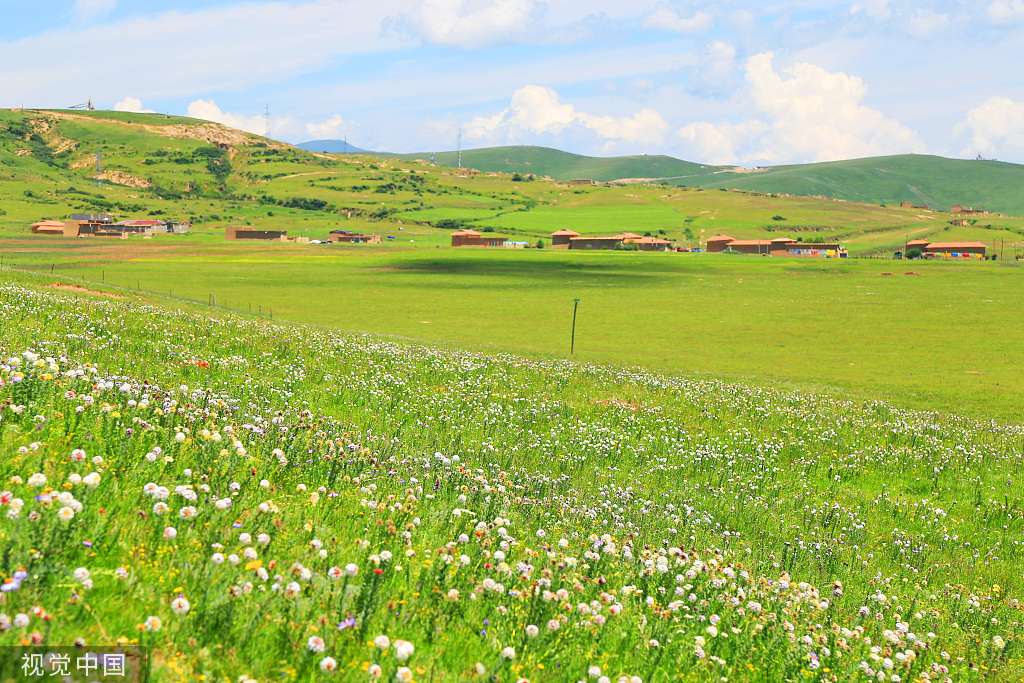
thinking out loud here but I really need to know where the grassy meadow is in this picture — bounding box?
[0,267,1023,683]
[4,108,1024,682]
[1,239,1023,422]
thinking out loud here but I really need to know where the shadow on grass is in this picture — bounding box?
[383,255,684,282]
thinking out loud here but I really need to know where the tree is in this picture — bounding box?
[535,239,545,249]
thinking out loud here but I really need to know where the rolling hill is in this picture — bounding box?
[695,154,1024,216]
[387,145,728,183]
[373,145,1024,217]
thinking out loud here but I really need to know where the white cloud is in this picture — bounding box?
[395,0,543,48]
[850,0,892,20]
[463,85,670,149]
[186,99,356,144]
[304,114,347,140]
[187,99,269,135]
[957,96,1024,157]
[678,53,926,165]
[907,8,949,37]
[677,120,767,165]
[114,97,155,113]
[689,41,737,94]
[641,5,713,34]
[0,1,414,106]
[986,0,1024,23]
[76,0,116,20]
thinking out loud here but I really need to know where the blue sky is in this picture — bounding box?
[3,0,1024,165]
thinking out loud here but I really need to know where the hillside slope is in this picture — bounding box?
[695,154,1024,215]
[389,145,729,182]
[380,145,1024,216]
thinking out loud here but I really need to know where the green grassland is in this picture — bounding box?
[2,241,1023,423]
[379,145,1024,217]
[698,155,1024,216]
[1,267,1023,682]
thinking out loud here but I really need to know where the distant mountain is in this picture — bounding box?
[387,145,1024,216]
[296,140,372,154]
[388,145,728,183]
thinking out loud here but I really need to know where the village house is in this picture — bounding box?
[922,241,987,258]
[328,229,381,244]
[550,229,675,251]
[450,229,507,247]
[950,204,987,215]
[705,234,846,258]
[30,220,66,235]
[225,226,288,241]
[549,229,580,248]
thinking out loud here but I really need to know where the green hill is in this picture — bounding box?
[389,145,729,183]
[695,154,1024,215]
[386,146,1024,217]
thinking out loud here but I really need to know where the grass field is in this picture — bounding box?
[5,108,1024,683]
[1,266,1023,682]
[2,239,1023,422]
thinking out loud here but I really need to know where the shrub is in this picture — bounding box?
[905,248,923,259]
[772,215,786,221]
[433,219,464,230]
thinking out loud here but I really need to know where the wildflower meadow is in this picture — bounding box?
[0,272,1021,682]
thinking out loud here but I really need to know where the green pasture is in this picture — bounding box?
[3,239,1023,421]
[2,271,1023,681]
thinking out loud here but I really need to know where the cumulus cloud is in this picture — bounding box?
[986,0,1024,23]
[957,96,1024,157]
[689,41,737,95]
[463,85,670,150]
[76,0,116,20]
[304,114,347,140]
[641,5,713,34]
[187,99,269,135]
[185,99,354,144]
[394,0,544,48]
[907,8,949,37]
[0,1,411,107]
[850,0,891,20]
[677,120,768,166]
[114,97,155,113]
[677,53,926,165]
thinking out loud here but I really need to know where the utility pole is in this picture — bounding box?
[457,128,462,169]
[570,298,581,354]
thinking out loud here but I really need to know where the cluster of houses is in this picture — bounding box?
[903,239,987,258]
[448,228,674,251]
[222,226,382,243]
[31,214,189,238]
[25,213,991,261]
[705,234,848,258]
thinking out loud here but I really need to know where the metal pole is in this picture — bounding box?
[570,298,581,354]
